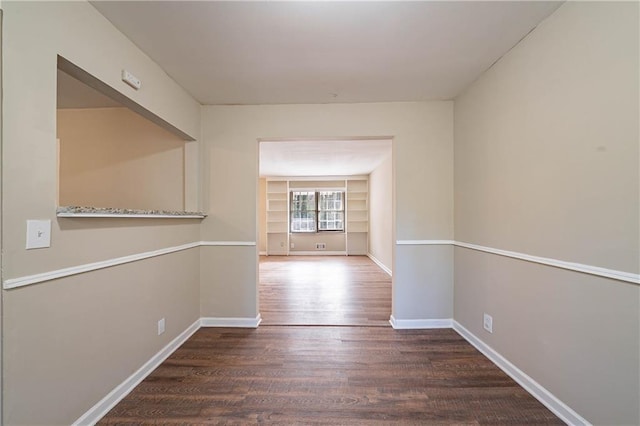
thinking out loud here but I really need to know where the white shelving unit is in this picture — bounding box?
[346,179,368,254]
[266,180,289,254]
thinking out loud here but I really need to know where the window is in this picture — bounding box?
[290,190,344,232]
[290,191,316,232]
[318,191,344,231]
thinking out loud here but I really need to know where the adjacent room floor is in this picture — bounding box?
[259,255,391,326]
[99,256,561,424]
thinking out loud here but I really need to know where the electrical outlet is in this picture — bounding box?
[280,241,285,247]
[158,318,165,335]
[483,313,493,333]
[290,242,295,249]
[315,243,326,250]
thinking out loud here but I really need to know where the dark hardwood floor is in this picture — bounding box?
[99,256,562,425]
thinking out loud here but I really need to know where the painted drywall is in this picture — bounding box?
[2,2,202,424]
[0,7,4,423]
[368,153,392,272]
[290,232,346,252]
[201,102,453,320]
[58,107,185,211]
[3,250,200,425]
[454,2,639,424]
[289,180,345,189]
[3,1,202,279]
[200,246,259,318]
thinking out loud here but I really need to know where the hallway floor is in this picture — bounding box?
[99,256,561,424]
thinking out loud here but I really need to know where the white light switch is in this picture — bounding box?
[26,220,51,249]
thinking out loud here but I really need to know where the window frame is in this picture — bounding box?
[290,190,345,233]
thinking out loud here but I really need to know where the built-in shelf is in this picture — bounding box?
[56,206,206,219]
[346,179,369,254]
[266,181,290,254]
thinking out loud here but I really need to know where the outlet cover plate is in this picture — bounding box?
[483,313,493,333]
[26,220,51,249]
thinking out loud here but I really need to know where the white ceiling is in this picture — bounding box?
[91,1,562,105]
[89,1,561,177]
[260,140,392,177]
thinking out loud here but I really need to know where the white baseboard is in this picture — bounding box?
[73,319,201,426]
[288,251,346,256]
[200,314,262,328]
[73,314,588,426]
[259,251,267,256]
[367,253,392,276]
[389,315,452,329]
[452,320,589,426]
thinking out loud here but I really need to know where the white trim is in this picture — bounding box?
[3,241,258,290]
[200,314,262,328]
[3,242,200,290]
[259,251,267,256]
[389,315,452,329]
[395,240,639,285]
[73,319,201,426]
[263,175,369,181]
[200,241,256,246]
[452,321,590,426]
[6,237,636,290]
[396,239,455,245]
[455,241,639,285]
[288,251,347,256]
[367,253,392,276]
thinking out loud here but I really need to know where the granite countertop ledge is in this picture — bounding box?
[57,206,207,218]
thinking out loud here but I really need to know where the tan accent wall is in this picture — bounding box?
[201,102,454,320]
[368,154,393,272]
[58,107,185,211]
[453,2,639,424]
[2,2,202,424]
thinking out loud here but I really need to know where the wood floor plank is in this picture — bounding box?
[99,327,562,425]
[99,256,562,424]
[259,255,392,326]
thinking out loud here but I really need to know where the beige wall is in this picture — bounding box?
[368,153,393,272]
[454,2,639,424]
[58,107,185,211]
[290,232,346,252]
[0,7,4,423]
[2,2,202,424]
[201,102,454,320]
[4,250,200,425]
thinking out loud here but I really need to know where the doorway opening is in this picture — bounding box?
[257,138,394,326]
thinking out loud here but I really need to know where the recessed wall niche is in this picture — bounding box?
[56,56,200,216]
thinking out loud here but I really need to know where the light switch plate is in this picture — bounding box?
[26,220,51,249]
